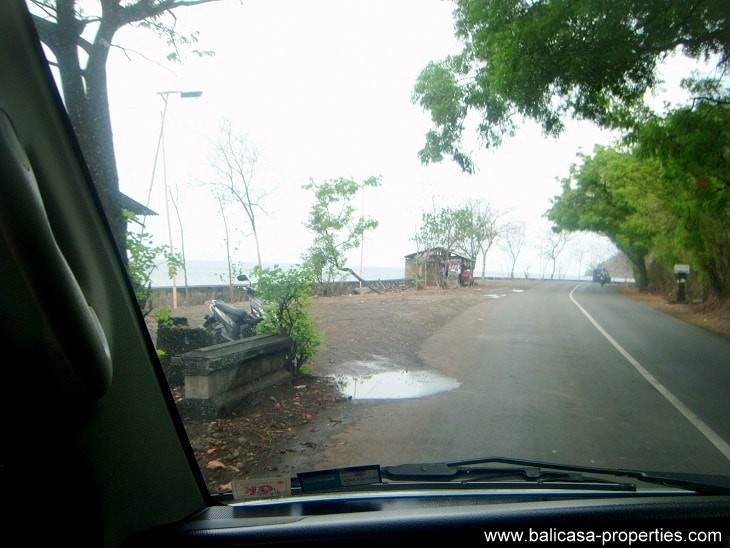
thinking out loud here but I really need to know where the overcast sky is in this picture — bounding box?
[95,0,711,279]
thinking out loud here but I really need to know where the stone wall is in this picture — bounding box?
[174,334,293,420]
[150,279,411,308]
[151,285,249,308]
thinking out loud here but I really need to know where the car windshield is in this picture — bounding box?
[27,0,730,500]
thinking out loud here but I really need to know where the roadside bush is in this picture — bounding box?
[125,210,182,316]
[251,263,321,374]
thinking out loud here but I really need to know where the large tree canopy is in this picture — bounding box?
[546,146,660,287]
[631,82,730,295]
[29,0,219,256]
[413,0,729,172]
[548,80,730,296]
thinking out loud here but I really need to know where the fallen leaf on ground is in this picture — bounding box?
[206,459,227,470]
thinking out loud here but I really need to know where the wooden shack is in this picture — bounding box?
[404,247,475,288]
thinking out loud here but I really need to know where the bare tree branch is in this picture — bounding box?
[117,0,222,26]
[208,119,269,267]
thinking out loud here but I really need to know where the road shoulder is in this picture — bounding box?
[619,285,730,340]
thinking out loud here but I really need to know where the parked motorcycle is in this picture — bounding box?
[236,274,265,319]
[203,274,265,343]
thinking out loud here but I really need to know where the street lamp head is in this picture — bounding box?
[157,90,203,99]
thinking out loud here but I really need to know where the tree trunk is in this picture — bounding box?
[52,10,127,260]
[33,0,226,268]
[85,42,127,259]
[253,226,263,268]
[630,254,649,288]
[339,267,382,294]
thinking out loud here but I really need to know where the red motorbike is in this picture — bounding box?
[459,269,473,287]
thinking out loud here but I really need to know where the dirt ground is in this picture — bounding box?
[618,285,730,339]
[148,280,730,494]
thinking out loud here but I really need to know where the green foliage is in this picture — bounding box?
[251,264,321,373]
[414,270,426,290]
[300,245,347,292]
[546,146,659,287]
[135,13,216,62]
[414,203,500,284]
[213,260,251,301]
[152,307,175,327]
[414,200,497,265]
[124,210,182,316]
[629,82,730,295]
[460,199,501,275]
[303,176,381,288]
[547,80,730,297]
[412,60,473,172]
[413,0,729,171]
[415,205,472,256]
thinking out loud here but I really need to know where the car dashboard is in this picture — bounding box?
[128,490,730,546]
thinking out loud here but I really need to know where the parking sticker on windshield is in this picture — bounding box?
[298,465,382,492]
[232,477,291,500]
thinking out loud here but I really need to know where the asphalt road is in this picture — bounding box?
[310,281,730,475]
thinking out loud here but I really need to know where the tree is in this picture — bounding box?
[208,118,268,268]
[545,74,730,295]
[412,0,729,172]
[29,0,219,257]
[414,200,500,282]
[499,221,526,279]
[546,146,659,287]
[456,207,481,264]
[539,228,570,280]
[302,175,382,292]
[414,204,472,287]
[213,190,237,302]
[568,235,595,281]
[463,199,501,278]
[630,80,730,295]
[411,203,444,254]
[416,205,471,255]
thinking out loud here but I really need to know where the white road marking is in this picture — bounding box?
[570,283,730,461]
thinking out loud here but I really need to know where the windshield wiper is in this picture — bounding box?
[381,457,730,495]
[212,458,730,502]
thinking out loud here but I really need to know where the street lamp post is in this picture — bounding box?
[150,90,202,309]
[359,184,365,288]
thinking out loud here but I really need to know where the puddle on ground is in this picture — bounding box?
[330,369,461,400]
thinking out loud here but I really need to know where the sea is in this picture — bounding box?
[149,259,624,287]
